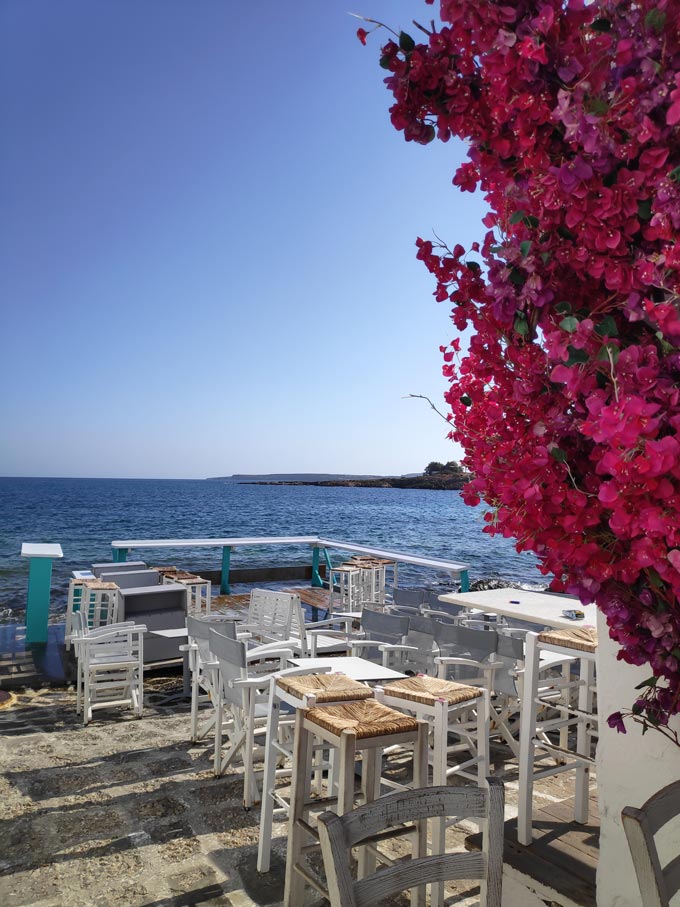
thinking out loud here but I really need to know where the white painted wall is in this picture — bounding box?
[596,609,680,906]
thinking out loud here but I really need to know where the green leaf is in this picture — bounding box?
[559,316,579,333]
[555,301,572,315]
[509,210,526,225]
[550,448,567,462]
[638,199,653,221]
[645,9,666,32]
[634,677,657,690]
[466,260,481,273]
[514,314,529,336]
[595,315,618,337]
[672,647,680,659]
[586,97,609,116]
[520,240,532,258]
[379,53,392,70]
[648,569,664,589]
[566,346,589,366]
[399,31,415,52]
[460,394,472,407]
[632,701,644,715]
[597,343,620,365]
[524,215,539,228]
[540,251,552,265]
[591,17,612,32]
[509,267,525,287]
[669,166,680,184]
[557,225,576,241]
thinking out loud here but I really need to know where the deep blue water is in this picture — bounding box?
[0,477,545,616]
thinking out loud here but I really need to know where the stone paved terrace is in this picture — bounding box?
[0,677,597,907]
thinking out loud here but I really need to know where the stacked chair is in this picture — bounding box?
[69,610,146,726]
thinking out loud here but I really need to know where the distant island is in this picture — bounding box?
[206,462,469,491]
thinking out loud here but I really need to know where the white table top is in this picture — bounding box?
[150,628,188,638]
[438,588,597,630]
[21,543,64,559]
[288,655,406,682]
[72,569,95,579]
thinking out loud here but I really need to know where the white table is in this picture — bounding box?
[438,588,597,629]
[288,655,406,683]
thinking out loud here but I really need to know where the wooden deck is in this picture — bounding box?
[212,586,332,619]
[468,791,598,906]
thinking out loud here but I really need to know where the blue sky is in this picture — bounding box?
[0,0,488,479]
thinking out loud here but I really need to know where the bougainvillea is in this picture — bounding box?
[363,0,680,736]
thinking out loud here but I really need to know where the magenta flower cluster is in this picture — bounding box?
[370,0,680,733]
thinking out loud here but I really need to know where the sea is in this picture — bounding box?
[0,477,546,618]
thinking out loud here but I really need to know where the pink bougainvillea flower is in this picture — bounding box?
[370,0,680,734]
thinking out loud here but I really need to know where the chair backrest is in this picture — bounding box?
[100,569,160,589]
[427,589,465,617]
[400,614,438,674]
[494,631,525,697]
[187,615,236,664]
[361,608,410,645]
[434,621,499,684]
[247,589,296,642]
[91,561,147,577]
[392,587,428,608]
[318,779,504,907]
[209,626,248,709]
[622,780,680,907]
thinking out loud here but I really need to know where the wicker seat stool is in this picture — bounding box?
[518,626,598,845]
[283,699,428,906]
[377,674,491,907]
[257,670,374,872]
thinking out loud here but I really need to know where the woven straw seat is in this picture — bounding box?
[84,580,118,591]
[276,673,373,703]
[306,699,418,739]
[152,566,180,576]
[382,675,481,707]
[538,626,598,653]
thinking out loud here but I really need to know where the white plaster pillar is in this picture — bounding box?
[596,609,680,906]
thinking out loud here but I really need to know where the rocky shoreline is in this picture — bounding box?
[240,475,469,491]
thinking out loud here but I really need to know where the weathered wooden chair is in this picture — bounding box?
[622,779,680,907]
[182,615,236,743]
[317,779,505,907]
[71,610,146,726]
[209,626,291,807]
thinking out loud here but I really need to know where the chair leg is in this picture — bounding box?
[518,633,540,845]
[431,702,447,907]
[283,712,314,907]
[213,687,224,777]
[358,746,381,879]
[574,657,593,824]
[257,692,282,872]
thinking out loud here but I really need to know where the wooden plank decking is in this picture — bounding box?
[468,791,598,907]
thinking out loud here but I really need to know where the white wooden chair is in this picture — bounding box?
[622,780,680,907]
[209,626,292,807]
[70,611,146,726]
[182,615,236,743]
[317,779,505,907]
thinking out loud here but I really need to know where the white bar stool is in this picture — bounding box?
[283,700,428,906]
[257,670,374,872]
[518,626,598,845]
[81,580,119,630]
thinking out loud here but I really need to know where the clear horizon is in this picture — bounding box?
[1,1,487,479]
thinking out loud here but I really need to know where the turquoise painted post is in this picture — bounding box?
[21,544,63,645]
[460,569,470,593]
[311,547,323,587]
[112,547,128,563]
[221,546,231,595]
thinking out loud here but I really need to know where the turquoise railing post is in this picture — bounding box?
[311,547,323,587]
[460,569,470,593]
[21,543,63,645]
[221,546,231,595]
[112,547,128,563]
